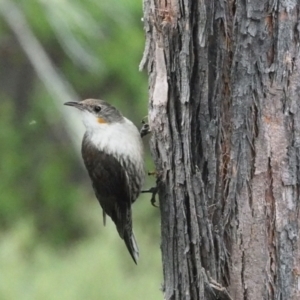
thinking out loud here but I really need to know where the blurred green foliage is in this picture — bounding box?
[0,218,162,300]
[0,96,86,244]
[0,0,161,299]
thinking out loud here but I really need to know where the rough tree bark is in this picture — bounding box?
[141,0,300,299]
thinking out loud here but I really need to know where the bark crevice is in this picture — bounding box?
[141,0,300,299]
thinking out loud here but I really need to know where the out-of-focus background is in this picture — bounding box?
[0,0,162,299]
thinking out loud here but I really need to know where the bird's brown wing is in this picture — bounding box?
[81,133,132,238]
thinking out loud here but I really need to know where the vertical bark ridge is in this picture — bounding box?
[142,0,300,299]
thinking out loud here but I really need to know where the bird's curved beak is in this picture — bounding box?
[64,101,84,111]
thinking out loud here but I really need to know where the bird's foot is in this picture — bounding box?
[147,170,158,177]
[141,186,158,207]
[140,119,151,138]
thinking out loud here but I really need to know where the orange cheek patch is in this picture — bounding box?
[97,117,107,124]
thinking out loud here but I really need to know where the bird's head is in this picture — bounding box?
[64,99,124,131]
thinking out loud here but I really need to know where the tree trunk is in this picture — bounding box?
[141,0,300,299]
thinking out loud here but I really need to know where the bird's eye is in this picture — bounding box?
[93,106,101,113]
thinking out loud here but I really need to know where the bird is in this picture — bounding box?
[64,99,145,264]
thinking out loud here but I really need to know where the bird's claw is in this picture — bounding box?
[140,119,151,138]
[141,186,158,207]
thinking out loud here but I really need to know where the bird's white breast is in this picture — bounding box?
[81,110,144,165]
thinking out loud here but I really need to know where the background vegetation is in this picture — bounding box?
[0,0,162,299]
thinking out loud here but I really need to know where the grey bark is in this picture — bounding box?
[141,0,300,299]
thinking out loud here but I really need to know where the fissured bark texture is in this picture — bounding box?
[141,1,300,299]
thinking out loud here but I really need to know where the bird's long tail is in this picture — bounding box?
[124,230,139,264]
